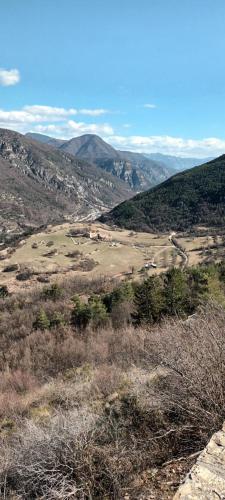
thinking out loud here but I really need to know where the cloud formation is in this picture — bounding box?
[108,135,225,158]
[0,105,109,125]
[0,105,112,136]
[35,120,114,137]
[1,103,225,158]
[143,103,157,109]
[78,108,109,116]
[0,68,20,86]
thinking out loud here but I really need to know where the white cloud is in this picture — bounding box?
[107,135,225,158]
[0,68,20,86]
[34,120,114,138]
[143,103,157,109]
[0,105,110,129]
[78,108,109,116]
[1,102,225,158]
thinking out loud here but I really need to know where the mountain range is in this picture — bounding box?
[27,132,212,191]
[26,133,175,191]
[0,129,132,239]
[1,128,221,240]
[145,152,213,171]
[101,155,225,232]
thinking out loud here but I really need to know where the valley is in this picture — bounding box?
[1,221,225,292]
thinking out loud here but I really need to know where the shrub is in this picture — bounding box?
[50,311,65,328]
[33,309,50,331]
[42,283,63,301]
[16,270,33,281]
[3,264,19,272]
[0,285,8,299]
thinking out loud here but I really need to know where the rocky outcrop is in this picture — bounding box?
[174,424,225,499]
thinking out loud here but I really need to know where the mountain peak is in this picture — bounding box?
[26,132,175,191]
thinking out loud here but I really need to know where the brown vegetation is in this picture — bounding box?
[0,274,225,499]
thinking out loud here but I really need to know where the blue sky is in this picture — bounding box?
[1,0,225,157]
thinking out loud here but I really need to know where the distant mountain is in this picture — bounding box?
[26,133,175,191]
[26,132,64,148]
[145,152,214,171]
[0,129,132,238]
[100,155,225,232]
[60,134,119,161]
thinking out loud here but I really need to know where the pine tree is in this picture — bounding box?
[33,309,50,330]
[135,276,165,324]
[88,295,108,329]
[165,268,189,315]
[71,295,92,330]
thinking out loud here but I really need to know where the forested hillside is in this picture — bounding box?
[102,155,225,231]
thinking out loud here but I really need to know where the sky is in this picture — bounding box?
[1,0,225,158]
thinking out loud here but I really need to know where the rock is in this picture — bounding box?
[174,425,225,499]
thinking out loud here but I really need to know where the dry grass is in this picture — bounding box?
[0,222,176,291]
[1,304,225,498]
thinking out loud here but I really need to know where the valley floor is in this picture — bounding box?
[1,221,224,292]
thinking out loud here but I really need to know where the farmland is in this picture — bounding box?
[1,222,225,292]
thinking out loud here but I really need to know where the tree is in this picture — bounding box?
[33,309,50,330]
[135,276,165,324]
[103,282,134,312]
[164,268,189,316]
[71,295,92,330]
[71,294,108,330]
[187,267,208,311]
[88,295,108,329]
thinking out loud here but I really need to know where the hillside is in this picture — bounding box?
[0,129,132,239]
[27,132,175,191]
[101,155,225,232]
[1,261,225,498]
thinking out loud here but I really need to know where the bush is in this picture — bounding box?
[16,270,33,281]
[50,311,65,328]
[3,264,19,272]
[0,285,8,298]
[42,283,63,301]
[33,309,50,331]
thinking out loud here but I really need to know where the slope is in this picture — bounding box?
[0,128,132,237]
[100,155,225,232]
